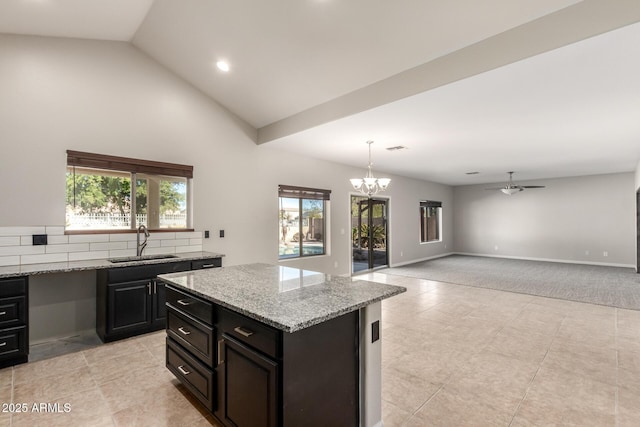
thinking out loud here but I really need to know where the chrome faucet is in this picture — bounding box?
[136,224,150,256]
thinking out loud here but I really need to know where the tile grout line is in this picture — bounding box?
[507,303,562,427]
[403,380,448,425]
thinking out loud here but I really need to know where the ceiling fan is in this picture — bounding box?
[485,171,545,195]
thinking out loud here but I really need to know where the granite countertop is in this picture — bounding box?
[158,263,406,333]
[0,251,225,279]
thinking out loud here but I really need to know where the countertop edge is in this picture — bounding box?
[161,274,406,333]
[0,251,225,279]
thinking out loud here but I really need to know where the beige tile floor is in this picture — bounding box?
[0,272,638,426]
[360,272,640,426]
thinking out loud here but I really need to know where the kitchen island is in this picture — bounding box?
[158,263,405,427]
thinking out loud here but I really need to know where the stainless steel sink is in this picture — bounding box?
[108,254,178,263]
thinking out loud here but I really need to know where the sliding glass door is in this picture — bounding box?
[351,196,388,273]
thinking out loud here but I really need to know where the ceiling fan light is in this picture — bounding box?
[501,187,520,195]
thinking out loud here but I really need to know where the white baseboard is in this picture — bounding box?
[389,252,455,268]
[453,252,636,269]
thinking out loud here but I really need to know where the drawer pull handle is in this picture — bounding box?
[217,340,224,365]
[234,326,254,337]
[177,299,191,306]
[202,264,215,268]
[0,312,6,316]
[178,327,191,336]
[177,365,191,375]
[0,342,6,347]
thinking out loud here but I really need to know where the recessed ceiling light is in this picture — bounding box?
[216,61,230,72]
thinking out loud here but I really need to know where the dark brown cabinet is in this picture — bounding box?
[165,283,359,427]
[0,276,28,368]
[166,286,216,411]
[217,334,278,427]
[97,258,221,343]
[107,279,153,335]
[152,279,167,326]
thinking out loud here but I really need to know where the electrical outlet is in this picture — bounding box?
[585,250,589,255]
[400,251,403,257]
[219,230,225,238]
[494,245,499,251]
[334,261,338,268]
[32,234,47,245]
[371,321,380,343]
[603,251,608,257]
[204,230,210,238]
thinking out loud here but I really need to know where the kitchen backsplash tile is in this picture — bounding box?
[144,246,176,256]
[68,234,110,244]
[0,245,45,256]
[68,251,110,262]
[0,226,46,236]
[0,256,20,267]
[161,239,190,247]
[47,235,70,245]
[45,243,90,254]
[0,237,20,247]
[45,226,65,236]
[176,231,202,239]
[108,233,137,242]
[127,240,161,249]
[175,245,204,254]
[0,226,203,266]
[89,241,128,251]
[21,253,68,265]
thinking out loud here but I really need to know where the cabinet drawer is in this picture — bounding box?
[167,338,215,411]
[167,308,214,366]
[0,277,26,298]
[107,261,191,283]
[166,286,213,326]
[0,297,26,327]
[217,307,281,359]
[191,258,221,270]
[0,326,27,358]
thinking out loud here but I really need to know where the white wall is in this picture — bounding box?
[636,159,640,191]
[0,34,452,275]
[453,173,636,267]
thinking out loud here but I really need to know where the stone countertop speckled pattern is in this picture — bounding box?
[0,251,225,279]
[158,263,406,333]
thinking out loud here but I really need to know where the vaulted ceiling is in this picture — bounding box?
[1,0,639,185]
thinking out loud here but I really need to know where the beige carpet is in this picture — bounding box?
[380,255,640,310]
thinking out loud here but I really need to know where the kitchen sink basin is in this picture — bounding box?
[108,254,179,263]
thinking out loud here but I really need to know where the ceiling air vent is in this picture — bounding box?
[386,145,407,151]
[465,171,480,175]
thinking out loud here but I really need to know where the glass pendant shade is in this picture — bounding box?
[350,178,364,190]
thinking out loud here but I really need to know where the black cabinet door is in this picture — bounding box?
[107,280,152,334]
[217,334,278,427]
[151,279,166,327]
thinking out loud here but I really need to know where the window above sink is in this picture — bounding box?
[65,150,193,233]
